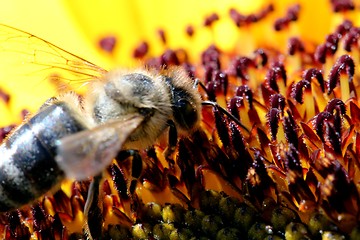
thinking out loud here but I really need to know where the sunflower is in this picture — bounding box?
[0,0,360,239]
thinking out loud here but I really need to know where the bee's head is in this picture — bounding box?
[164,68,202,133]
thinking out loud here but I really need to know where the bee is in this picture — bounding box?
[0,25,202,210]
[0,60,203,212]
[0,24,248,238]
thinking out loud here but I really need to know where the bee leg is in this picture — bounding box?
[116,150,143,197]
[129,150,142,196]
[84,173,104,240]
[202,100,250,133]
[165,120,177,169]
[115,150,143,220]
[196,78,250,133]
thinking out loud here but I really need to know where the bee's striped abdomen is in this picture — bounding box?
[0,102,85,212]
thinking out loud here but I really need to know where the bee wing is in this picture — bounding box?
[0,24,107,117]
[55,115,144,180]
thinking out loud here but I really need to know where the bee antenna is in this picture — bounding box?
[193,78,212,97]
[201,100,250,133]
[193,78,250,133]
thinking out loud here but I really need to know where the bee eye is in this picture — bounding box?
[174,99,198,130]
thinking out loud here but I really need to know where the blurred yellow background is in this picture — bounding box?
[0,0,266,68]
[0,0,348,126]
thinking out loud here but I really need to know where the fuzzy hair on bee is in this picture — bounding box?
[55,67,202,180]
[0,23,211,240]
[0,24,252,240]
[0,59,203,213]
[85,67,202,148]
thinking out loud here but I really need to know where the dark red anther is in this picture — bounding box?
[99,35,117,53]
[157,29,166,44]
[133,41,149,59]
[334,109,343,147]
[206,79,218,102]
[201,45,221,69]
[315,111,333,142]
[212,70,228,97]
[21,109,29,120]
[274,4,300,31]
[182,62,196,80]
[229,121,252,180]
[245,14,258,23]
[325,98,346,115]
[214,105,230,147]
[325,33,340,54]
[314,44,327,64]
[228,96,243,121]
[186,25,195,37]
[269,93,285,112]
[0,88,10,104]
[160,49,180,66]
[267,108,280,141]
[343,27,360,52]
[229,8,246,27]
[32,204,53,238]
[252,151,268,179]
[110,164,129,200]
[335,19,353,36]
[288,37,305,55]
[286,109,298,129]
[274,18,288,31]
[286,4,301,21]
[219,71,229,97]
[330,0,355,12]
[314,33,340,63]
[229,56,256,81]
[326,122,342,154]
[229,4,273,27]
[303,68,325,92]
[203,65,214,84]
[327,55,355,94]
[0,124,15,142]
[144,57,161,69]
[256,3,274,20]
[285,144,302,174]
[7,211,31,239]
[291,80,310,104]
[203,13,220,27]
[283,110,299,147]
[253,48,268,67]
[266,62,287,92]
[236,85,253,109]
